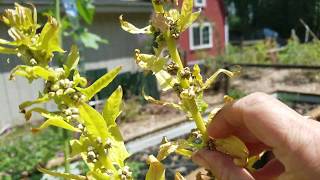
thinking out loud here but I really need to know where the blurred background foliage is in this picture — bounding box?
[226,0,320,40]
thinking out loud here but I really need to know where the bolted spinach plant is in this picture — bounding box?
[120,0,262,179]
[0,3,131,179]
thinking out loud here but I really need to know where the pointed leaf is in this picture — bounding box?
[157,142,179,161]
[195,93,208,113]
[64,45,80,76]
[175,148,193,158]
[73,69,87,87]
[180,11,200,32]
[0,46,17,54]
[19,94,50,110]
[192,64,203,86]
[146,155,165,180]
[135,50,167,73]
[78,102,108,140]
[70,140,86,157]
[38,16,64,53]
[76,0,95,24]
[10,65,56,81]
[108,134,130,167]
[77,66,121,100]
[155,70,177,91]
[38,167,86,180]
[32,118,80,133]
[119,15,152,34]
[103,86,122,126]
[79,29,108,50]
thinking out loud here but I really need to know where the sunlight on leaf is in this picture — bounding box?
[78,102,108,140]
[77,66,121,100]
[38,167,86,180]
[32,118,80,133]
[103,86,122,126]
[119,15,152,34]
[146,155,165,180]
[214,136,249,167]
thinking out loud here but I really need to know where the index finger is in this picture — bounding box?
[207,92,305,150]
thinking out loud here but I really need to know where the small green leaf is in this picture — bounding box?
[195,93,208,113]
[192,64,203,86]
[108,134,130,167]
[202,69,235,90]
[146,155,165,180]
[73,69,87,87]
[10,65,56,81]
[102,86,123,126]
[0,46,17,54]
[178,0,200,31]
[77,66,121,100]
[38,167,86,180]
[157,142,179,161]
[32,118,80,133]
[70,140,86,157]
[78,102,108,140]
[19,94,50,110]
[38,16,64,53]
[180,0,193,18]
[155,70,177,91]
[76,0,95,24]
[135,50,167,73]
[64,45,80,76]
[79,29,108,50]
[180,11,200,32]
[175,148,193,158]
[119,15,152,34]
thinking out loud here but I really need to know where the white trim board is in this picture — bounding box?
[84,57,139,73]
[189,22,213,51]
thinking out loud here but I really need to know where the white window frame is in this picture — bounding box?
[189,22,213,50]
[194,0,206,7]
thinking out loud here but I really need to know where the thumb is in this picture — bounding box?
[192,150,254,180]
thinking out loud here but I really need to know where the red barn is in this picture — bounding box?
[179,0,227,65]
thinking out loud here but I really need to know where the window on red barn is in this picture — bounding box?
[194,0,206,8]
[189,22,213,50]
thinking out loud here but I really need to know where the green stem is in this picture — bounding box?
[166,36,184,70]
[64,134,70,173]
[55,0,62,47]
[192,109,208,142]
[166,35,190,88]
[55,0,70,175]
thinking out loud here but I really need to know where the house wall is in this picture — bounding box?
[179,0,226,64]
[78,12,151,72]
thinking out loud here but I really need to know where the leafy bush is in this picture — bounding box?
[0,127,65,179]
[221,38,320,65]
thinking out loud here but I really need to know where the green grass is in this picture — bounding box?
[0,125,66,179]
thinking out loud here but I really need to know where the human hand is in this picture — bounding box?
[192,92,320,180]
